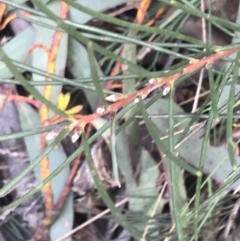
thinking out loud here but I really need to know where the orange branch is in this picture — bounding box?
[30,2,70,241]
[35,48,239,132]
[70,47,239,128]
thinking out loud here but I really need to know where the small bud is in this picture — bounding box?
[141,93,147,99]
[148,78,156,84]
[134,97,140,103]
[46,131,57,141]
[46,127,65,141]
[71,130,81,143]
[189,58,198,64]
[96,106,106,114]
[106,93,126,102]
[163,86,171,96]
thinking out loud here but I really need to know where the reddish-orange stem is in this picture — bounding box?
[71,48,239,128]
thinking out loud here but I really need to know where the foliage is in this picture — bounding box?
[0,0,240,241]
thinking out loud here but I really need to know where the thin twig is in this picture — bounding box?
[142,181,167,238]
[192,0,207,113]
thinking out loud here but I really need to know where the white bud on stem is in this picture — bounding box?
[96,106,106,114]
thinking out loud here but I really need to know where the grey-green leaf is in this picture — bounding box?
[146,98,240,190]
